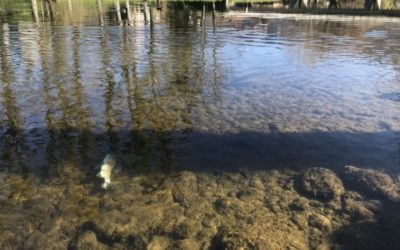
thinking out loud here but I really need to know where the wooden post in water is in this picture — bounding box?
[31,0,39,22]
[132,4,137,23]
[143,0,150,24]
[97,0,104,26]
[67,0,73,20]
[44,0,55,22]
[149,4,154,28]
[201,3,206,27]
[289,0,298,8]
[125,0,131,23]
[364,0,376,9]
[39,0,45,20]
[156,0,162,10]
[212,1,216,30]
[114,0,122,23]
[224,0,230,11]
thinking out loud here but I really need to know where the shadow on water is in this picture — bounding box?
[1,127,399,176]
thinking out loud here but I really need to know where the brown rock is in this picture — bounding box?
[344,166,400,201]
[147,236,170,250]
[73,231,108,250]
[178,239,201,250]
[217,231,250,250]
[172,171,198,204]
[309,213,332,232]
[301,168,345,200]
[343,199,375,221]
[291,213,308,231]
[173,220,202,239]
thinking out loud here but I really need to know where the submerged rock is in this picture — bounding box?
[173,220,202,239]
[216,231,251,250]
[172,171,198,205]
[249,175,265,190]
[291,213,308,231]
[178,239,201,250]
[309,213,332,232]
[72,231,108,250]
[213,224,308,250]
[300,168,345,201]
[147,236,170,250]
[343,199,375,221]
[344,166,400,201]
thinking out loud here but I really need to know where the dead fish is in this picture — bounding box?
[97,153,117,189]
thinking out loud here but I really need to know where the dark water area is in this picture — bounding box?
[2,1,400,249]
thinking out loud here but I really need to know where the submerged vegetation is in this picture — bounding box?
[2,165,400,249]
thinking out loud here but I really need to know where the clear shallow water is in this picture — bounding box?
[2,1,400,249]
[1,2,400,174]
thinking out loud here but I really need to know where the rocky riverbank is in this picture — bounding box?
[1,165,400,249]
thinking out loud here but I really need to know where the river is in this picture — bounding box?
[1,1,400,249]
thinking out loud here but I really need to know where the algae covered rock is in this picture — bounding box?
[173,220,202,239]
[344,166,400,201]
[213,225,307,250]
[341,191,376,221]
[217,231,251,250]
[72,231,108,250]
[177,238,201,250]
[343,199,375,221]
[147,236,170,250]
[172,171,198,204]
[300,168,345,200]
[308,213,332,232]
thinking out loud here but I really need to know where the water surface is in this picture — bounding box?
[1,2,400,175]
[1,1,400,249]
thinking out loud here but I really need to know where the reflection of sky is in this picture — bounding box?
[1,13,400,135]
[215,18,400,133]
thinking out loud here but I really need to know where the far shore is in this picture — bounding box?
[230,7,400,17]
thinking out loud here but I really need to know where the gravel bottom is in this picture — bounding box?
[1,164,400,249]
